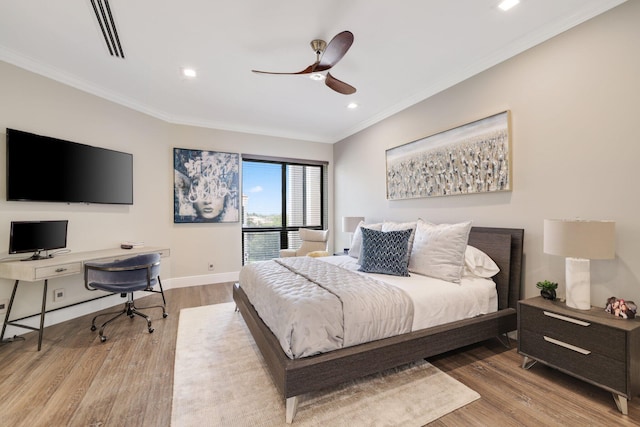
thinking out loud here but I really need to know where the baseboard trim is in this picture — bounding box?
[163,271,239,289]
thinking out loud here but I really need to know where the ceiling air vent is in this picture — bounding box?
[90,0,125,58]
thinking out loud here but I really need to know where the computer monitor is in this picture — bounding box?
[8,220,69,261]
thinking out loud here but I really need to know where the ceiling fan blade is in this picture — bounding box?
[252,63,315,75]
[325,72,356,95]
[314,31,354,72]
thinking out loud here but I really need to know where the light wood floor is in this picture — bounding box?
[1,282,639,426]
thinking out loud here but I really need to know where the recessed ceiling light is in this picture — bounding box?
[309,73,325,81]
[347,102,358,109]
[498,0,520,11]
[182,67,197,78]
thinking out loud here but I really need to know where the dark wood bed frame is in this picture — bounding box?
[233,226,524,423]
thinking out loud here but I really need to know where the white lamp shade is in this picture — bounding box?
[543,219,615,260]
[342,216,364,233]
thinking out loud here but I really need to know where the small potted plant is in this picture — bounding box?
[536,280,558,300]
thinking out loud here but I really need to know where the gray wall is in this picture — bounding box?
[334,0,640,306]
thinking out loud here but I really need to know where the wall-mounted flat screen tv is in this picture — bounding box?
[6,128,133,205]
[9,220,69,261]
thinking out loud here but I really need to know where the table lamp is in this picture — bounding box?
[543,219,615,310]
[342,216,364,252]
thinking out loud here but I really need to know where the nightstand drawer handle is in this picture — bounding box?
[544,336,591,355]
[543,311,591,327]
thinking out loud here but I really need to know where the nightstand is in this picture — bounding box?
[518,296,640,415]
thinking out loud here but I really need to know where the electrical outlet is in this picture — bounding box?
[0,298,8,314]
[208,263,215,271]
[53,288,65,302]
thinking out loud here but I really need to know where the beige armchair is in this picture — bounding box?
[279,229,329,257]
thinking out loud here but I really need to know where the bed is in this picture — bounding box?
[233,225,524,423]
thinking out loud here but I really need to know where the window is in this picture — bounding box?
[242,156,327,264]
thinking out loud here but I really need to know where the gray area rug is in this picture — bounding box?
[171,302,480,426]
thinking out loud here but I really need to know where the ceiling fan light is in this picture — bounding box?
[347,102,358,109]
[310,73,325,81]
[182,67,197,78]
[498,0,520,11]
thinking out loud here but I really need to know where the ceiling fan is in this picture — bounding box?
[252,30,356,95]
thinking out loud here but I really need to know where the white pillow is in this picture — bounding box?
[408,219,472,283]
[463,245,500,278]
[348,221,383,258]
[381,221,418,255]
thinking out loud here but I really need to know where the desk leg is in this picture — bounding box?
[0,280,20,344]
[0,280,47,351]
[37,280,48,351]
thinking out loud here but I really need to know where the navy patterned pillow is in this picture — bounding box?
[358,227,412,276]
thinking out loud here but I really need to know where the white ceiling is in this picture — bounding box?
[0,0,627,143]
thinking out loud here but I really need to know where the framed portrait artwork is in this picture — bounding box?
[386,111,511,200]
[173,148,240,223]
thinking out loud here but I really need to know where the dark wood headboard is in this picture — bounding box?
[468,227,524,310]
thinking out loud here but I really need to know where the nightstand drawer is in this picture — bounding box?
[519,328,627,394]
[519,304,625,361]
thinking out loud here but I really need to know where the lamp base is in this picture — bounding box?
[565,257,591,310]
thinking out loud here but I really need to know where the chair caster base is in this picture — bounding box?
[87,286,168,342]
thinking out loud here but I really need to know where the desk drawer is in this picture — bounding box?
[35,262,82,280]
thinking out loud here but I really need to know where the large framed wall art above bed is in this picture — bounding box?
[386,111,511,200]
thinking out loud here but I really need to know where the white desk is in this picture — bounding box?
[0,246,170,350]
